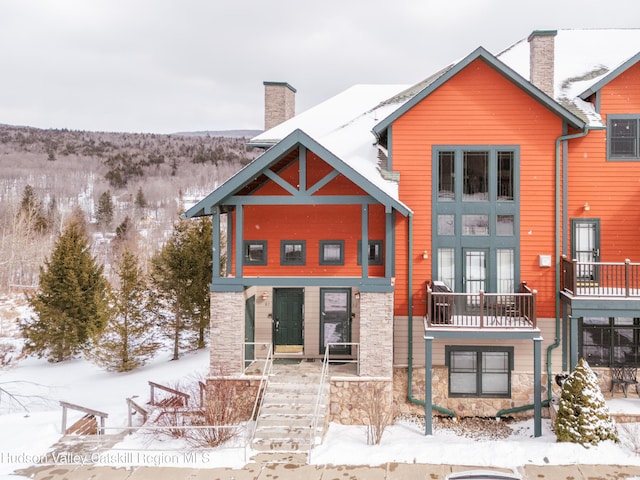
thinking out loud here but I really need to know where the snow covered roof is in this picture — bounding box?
[497,28,640,126]
[247,84,412,211]
[235,29,640,211]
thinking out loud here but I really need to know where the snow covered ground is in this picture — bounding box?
[1,296,640,474]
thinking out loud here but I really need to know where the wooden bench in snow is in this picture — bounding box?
[59,400,108,435]
[148,381,190,408]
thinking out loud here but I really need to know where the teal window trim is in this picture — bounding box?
[579,317,640,366]
[445,345,514,398]
[357,240,383,266]
[432,146,520,293]
[280,240,306,266]
[319,240,344,265]
[607,115,640,161]
[243,240,267,265]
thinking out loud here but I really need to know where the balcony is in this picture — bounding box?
[561,256,640,298]
[425,281,537,330]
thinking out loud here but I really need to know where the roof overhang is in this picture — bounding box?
[183,128,411,219]
[373,46,586,137]
[579,51,640,100]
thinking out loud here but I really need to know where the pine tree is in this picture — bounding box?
[96,191,114,228]
[91,249,159,371]
[149,217,213,360]
[555,358,618,445]
[17,184,48,235]
[22,220,111,362]
[134,187,147,210]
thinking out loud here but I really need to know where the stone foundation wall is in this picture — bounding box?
[329,367,551,424]
[330,379,394,425]
[393,366,549,419]
[206,377,261,421]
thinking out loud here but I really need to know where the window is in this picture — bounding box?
[446,346,513,398]
[357,240,383,265]
[319,240,344,265]
[580,317,640,366]
[608,116,640,160]
[281,241,305,265]
[463,151,488,201]
[433,146,519,293]
[243,241,267,265]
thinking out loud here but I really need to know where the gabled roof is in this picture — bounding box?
[372,46,585,137]
[497,28,640,126]
[579,51,640,100]
[183,128,412,218]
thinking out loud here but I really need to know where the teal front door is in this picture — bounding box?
[273,288,304,354]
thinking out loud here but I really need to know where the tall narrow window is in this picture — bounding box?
[437,248,455,290]
[496,249,514,293]
[497,151,514,200]
[463,151,488,201]
[438,151,455,201]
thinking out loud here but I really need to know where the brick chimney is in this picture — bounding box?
[263,81,296,130]
[527,30,557,98]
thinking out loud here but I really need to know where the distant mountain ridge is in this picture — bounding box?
[175,129,263,138]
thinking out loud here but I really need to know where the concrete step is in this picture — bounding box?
[255,414,321,428]
[251,437,313,452]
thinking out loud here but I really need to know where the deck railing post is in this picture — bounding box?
[625,259,631,297]
[479,291,485,328]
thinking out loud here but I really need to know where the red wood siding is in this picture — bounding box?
[391,59,563,318]
[229,149,386,277]
[567,62,640,261]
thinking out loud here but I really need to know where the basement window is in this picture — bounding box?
[446,346,513,398]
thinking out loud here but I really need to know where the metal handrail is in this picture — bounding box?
[247,343,273,446]
[308,344,331,463]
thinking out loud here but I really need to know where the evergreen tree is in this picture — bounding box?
[134,187,147,210]
[22,220,111,362]
[555,358,618,445]
[96,191,114,227]
[91,249,159,371]
[18,184,48,235]
[149,217,213,360]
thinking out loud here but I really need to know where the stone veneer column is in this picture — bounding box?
[209,291,245,377]
[358,291,394,378]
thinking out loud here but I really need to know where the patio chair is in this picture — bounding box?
[610,365,640,398]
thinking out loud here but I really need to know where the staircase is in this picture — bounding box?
[251,361,330,457]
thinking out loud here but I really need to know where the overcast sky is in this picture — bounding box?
[1,0,639,134]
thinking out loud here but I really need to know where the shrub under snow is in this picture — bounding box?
[555,357,618,446]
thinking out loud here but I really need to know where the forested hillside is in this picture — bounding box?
[0,123,261,291]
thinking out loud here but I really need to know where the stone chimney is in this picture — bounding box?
[263,81,296,130]
[528,30,557,98]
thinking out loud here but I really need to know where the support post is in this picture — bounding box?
[533,336,543,437]
[570,315,579,371]
[425,336,434,436]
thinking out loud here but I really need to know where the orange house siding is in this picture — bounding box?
[567,62,640,262]
[391,59,563,319]
[229,148,387,278]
